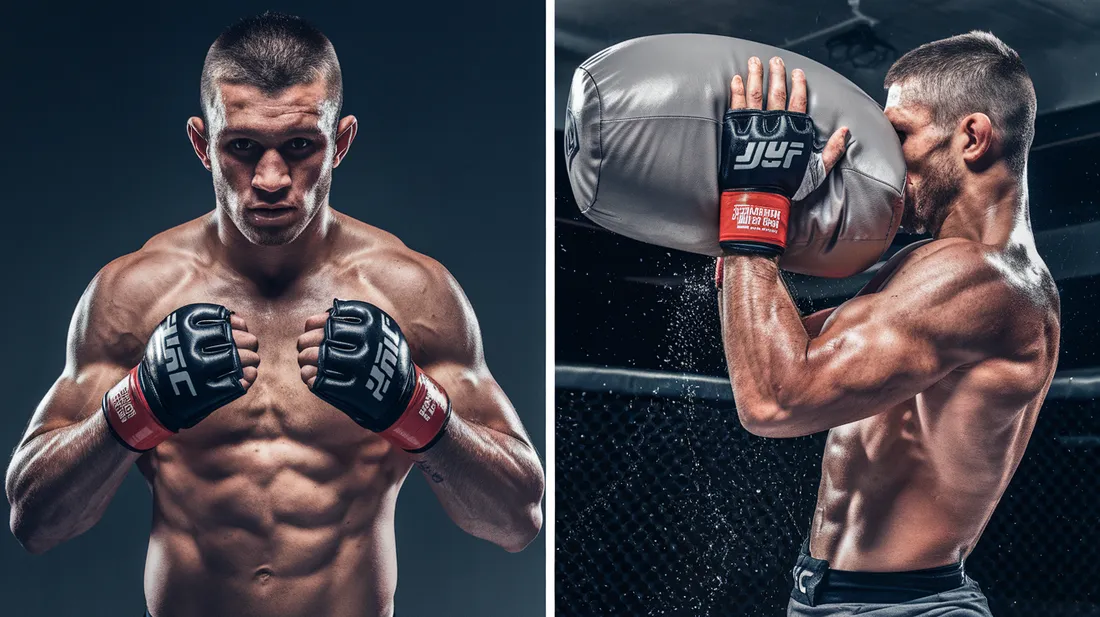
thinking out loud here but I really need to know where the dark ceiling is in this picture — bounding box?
[555,0,1100,128]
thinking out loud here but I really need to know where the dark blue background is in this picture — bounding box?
[0,2,545,615]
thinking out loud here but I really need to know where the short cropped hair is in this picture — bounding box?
[884,31,1035,175]
[200,11,342,131]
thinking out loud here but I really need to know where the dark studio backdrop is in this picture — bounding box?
[0,2,545,616]
[555,3,1100,616]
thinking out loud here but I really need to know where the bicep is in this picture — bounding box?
[801,299,950,412]
[790,262,1004,426]
[20,272,143,445]
[407,267,533,445]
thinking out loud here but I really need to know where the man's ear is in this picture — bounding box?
[333,115,358,168]
[959,112,996,170]
[187,117,212,171]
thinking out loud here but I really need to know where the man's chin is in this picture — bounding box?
[251,232,299,246]
[237,222,307,246]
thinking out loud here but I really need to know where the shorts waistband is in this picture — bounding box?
[791,542,968,606]
[819,562,967,604]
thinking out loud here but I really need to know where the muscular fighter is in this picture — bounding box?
[715,32,1059,615]
[5,12,544,617]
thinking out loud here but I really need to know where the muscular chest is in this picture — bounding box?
[155,272,412,450]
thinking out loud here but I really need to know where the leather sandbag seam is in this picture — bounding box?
[576,66,604,214]
[602,115,720,124]
[593,116,722,221]
[834,165,904,200]
[835,166,902,249]
[783,168,901,253]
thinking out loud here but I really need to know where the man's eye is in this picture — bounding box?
[231,139,257,152]
[288,138,312,150]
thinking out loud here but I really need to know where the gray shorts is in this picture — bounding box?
[787,577,992,616]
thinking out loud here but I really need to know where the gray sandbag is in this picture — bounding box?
[564,33,905,278]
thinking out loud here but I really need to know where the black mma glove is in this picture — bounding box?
[102,304,246,451]
[718,109,825,256]
[310,299,451,453]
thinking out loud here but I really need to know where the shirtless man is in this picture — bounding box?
[715,32,1059,615]
[5,12,544,617]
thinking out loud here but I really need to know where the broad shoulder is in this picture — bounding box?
[880,237,1058,357]
[892,238,1056,312]
[332,217,477,361]
[73,230,209,367]
[93,226,209,315]
[334,218,460,307]
[891,237,994,279]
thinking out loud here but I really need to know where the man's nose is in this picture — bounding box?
[252,148,291,194]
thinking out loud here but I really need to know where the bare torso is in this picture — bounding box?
[809,241,1060,571]
[129,214,430,617]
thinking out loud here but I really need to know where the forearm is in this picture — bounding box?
[6,411,139,553]
[720,255,814,435]
[411,413,544,552]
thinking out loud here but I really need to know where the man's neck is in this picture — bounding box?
[210,206,337,293]
[935,165,1031,248]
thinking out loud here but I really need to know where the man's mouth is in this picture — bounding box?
[245,205,296,225]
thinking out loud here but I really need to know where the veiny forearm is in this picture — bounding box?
[720,255,814,432]
[6,411,139,553]
[411,413,544,552]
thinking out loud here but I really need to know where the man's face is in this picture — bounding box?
[884,83,960,234]
[201,80,340,246]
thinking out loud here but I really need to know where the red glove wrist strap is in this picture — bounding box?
[718,191,791,250]
[379,366,451,452]
[103,366,174,452]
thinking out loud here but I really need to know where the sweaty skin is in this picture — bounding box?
[6,79,543,617]
[719,57,1060,572]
